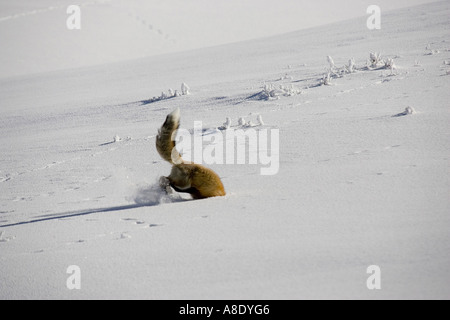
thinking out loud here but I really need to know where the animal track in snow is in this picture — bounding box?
[0,231,15,243]
[148,224,163,228]
[116,232,131,240]
[0,0,113,23]
[121,218,146,225]
[121,218,164,229]
[0,176,11,183]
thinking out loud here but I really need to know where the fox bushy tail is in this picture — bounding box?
[156,108,184,165]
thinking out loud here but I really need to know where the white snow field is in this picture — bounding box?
[1,1,449,299]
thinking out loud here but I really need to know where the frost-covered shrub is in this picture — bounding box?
[326,56,356,76]
[322,72,332,86]
[244,120,255,128]
[347,58,356,73]
[369,52,382,68]
[257,115,264,126]
[219,115,264,130]
[384,58,396,75]
[405,106,415,115]
[246,114,265,127]
[260,84,281,99]
[259,83,301,100]
[148,82,190,103]
[218,118,231,130]
[327,56,335,70]
[384,58,395,69]
[260,83,278,99]
[393,106,415,117]
[279,84,302,96]
[223,117,231,129]
[181,82,190,95]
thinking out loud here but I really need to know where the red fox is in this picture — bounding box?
[156,108,226,199]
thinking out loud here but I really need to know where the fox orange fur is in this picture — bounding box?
[156,108,226,199]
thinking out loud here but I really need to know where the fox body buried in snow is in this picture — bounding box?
[156,108,226,199]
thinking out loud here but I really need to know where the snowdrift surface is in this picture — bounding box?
[1,1,449,299]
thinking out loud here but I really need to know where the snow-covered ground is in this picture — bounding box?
[1,1,449,299]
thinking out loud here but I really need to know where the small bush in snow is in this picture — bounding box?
[148,83,190,103]
[218,117,232,130]
[259,83,301,100]
[322,72,332,86]
[257,115,264,126]
[406,106,415,114]
[279,84,302,96]
[347,58,356,73]
[261,83,278,100]
[181,82,190,95]
[384,58,395,69]
[325,56,356,76]
[327,56,336,70]
[236,115,265,128]
[393,106,415,117]
[384,58,396,75]
[244,114,265,128]
[244,120,255,128]
[369,52,382,68]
